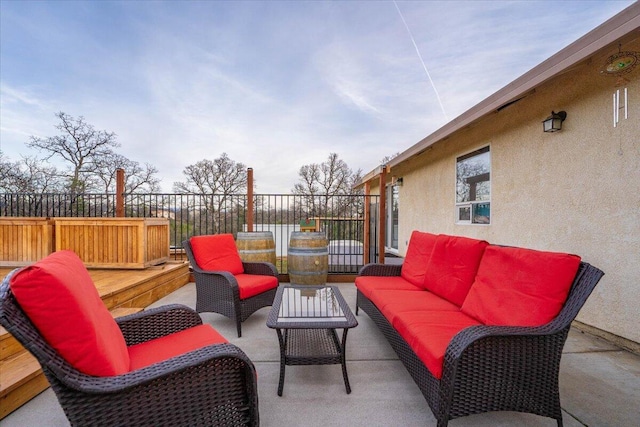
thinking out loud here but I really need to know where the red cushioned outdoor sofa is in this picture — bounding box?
[355,231,604,427]
[0,250,259,426]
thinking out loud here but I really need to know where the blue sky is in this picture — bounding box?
[0,0,634,193]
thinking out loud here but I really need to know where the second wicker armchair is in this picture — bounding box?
[183,234,279,337]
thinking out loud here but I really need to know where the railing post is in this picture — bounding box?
[378,166,386,264]
[363,181,371,264]
[247,168,254,232]
[116,168,125,217]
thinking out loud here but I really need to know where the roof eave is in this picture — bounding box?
[355,3,640,188]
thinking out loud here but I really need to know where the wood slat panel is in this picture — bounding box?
[54,218,170,269]
[0,218,54,267]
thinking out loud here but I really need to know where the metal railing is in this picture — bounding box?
[1,192,380,274]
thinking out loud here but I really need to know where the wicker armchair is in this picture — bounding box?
[183,236,279,337]
[0,271,259,427]
[356,261,604,427]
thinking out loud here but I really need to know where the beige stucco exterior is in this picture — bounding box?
[364,15,639,346]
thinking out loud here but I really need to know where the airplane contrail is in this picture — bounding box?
[393,0,448,121]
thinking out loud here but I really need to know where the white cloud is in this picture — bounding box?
[0,0,634,192]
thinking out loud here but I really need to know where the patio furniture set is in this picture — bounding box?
[0,231,603,426]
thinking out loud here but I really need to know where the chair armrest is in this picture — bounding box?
[51,343,256,394]
[243,261,278,276]
[358,263,402,276]
[116,304,203,346]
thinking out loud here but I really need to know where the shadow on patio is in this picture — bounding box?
[3,282,639,427]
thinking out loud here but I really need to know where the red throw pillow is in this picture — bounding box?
[190,234,244,275]
[9,250,130,376]
[461,245,581,326]
[401,231,438,287]
[423,234,488,306]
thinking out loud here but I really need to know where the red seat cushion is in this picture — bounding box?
[369,289,460,325]
[354,276,422,300]
[128,324,228,371]
[394,311,481,379]
[190,234,244,275]
[9,250,130,377]
[401,231,438,287]
[235,273,278,299]
[461,246,581,326]
[422,234,488,306]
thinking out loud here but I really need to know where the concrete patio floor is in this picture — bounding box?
[4,282,639,427]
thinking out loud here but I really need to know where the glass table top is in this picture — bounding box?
[277,286,346,323]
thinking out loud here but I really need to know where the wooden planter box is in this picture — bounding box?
[54,218,170,269]
[0,218,54,267]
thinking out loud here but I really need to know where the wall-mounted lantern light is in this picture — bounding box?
[542,111,567,133]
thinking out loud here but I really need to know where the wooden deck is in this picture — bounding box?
[0,261,191,419]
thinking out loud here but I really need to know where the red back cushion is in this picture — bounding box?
[461,246,581,326]
[401,231,438,287]
[423,234,488,306]
[190,234,244,275]
[9,250,130,376]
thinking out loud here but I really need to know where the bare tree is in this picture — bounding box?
[94,152,161,193]
[0,152,63,193]
[173,153,247,234]
[173,153,247,194]
[292,153,362,217]
[293,153,359,196]
[380,152,401,165]
[27,112,119,193]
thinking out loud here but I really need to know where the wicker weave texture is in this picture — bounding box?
[183,239,278,337]
[356,261,604,427]
[0,271,260,427]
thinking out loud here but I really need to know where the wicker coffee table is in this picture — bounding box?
[266,285,358,396]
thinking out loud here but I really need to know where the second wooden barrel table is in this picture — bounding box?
[287,231,329,285]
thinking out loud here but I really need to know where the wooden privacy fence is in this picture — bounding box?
[0,217,170,269]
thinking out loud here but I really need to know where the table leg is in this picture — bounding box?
[276,328,287,396]
[340,329,351,394]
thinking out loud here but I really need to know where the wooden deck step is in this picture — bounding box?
[0,350,49,419]
[110,307,144,318]
[0,326,24,361]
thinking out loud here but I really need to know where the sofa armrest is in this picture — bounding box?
[117,304,203,346]
[358,263,402,277]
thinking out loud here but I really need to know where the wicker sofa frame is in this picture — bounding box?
[355,261,604,427]
[0,271,259,427]
[183,239,278,338]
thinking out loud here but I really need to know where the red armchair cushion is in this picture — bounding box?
[354,276,422,300]
[128,324,228,371]
[394,311,481,379]
[190,234,244,275]
[461,246,581,326]
[235,273,278,299]
[9,250,130,376]
[401,231,438,287]
[423,234,488,306]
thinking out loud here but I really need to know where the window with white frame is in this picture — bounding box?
[386,183,399,251]
[456,146,490,224]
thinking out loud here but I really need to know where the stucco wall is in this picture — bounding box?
[386,36,640,344]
